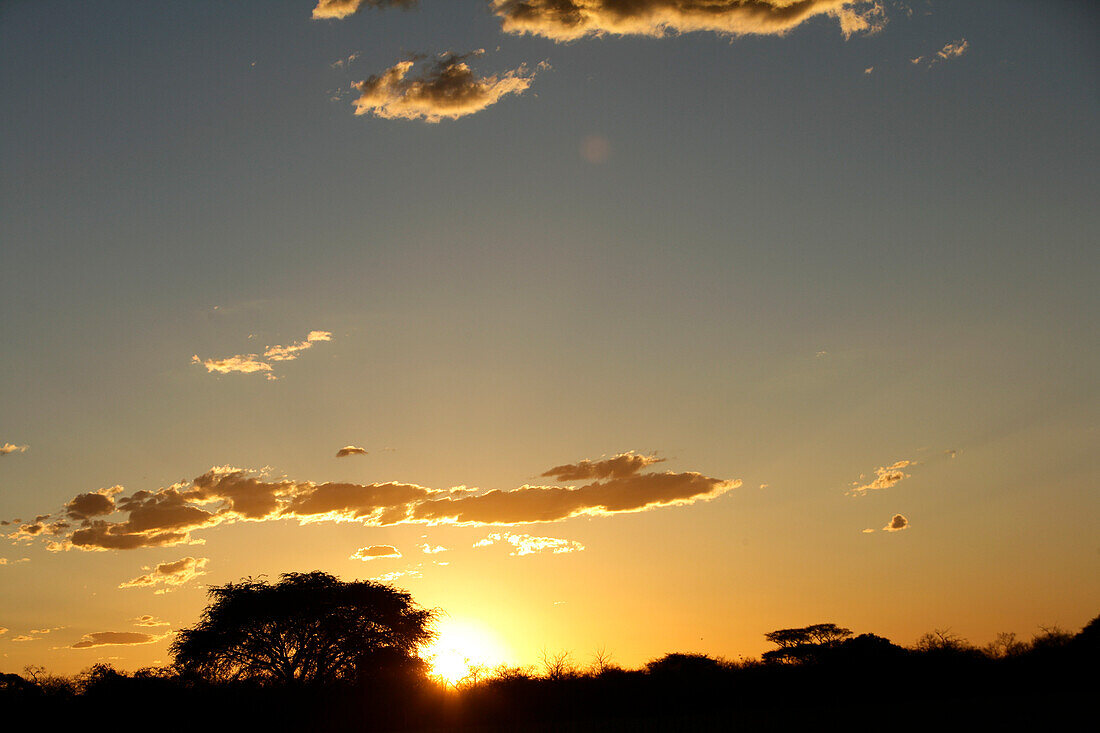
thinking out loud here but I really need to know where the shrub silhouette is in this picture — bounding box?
[170,571,435,686]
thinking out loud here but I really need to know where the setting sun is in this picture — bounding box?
[426,617,510,685]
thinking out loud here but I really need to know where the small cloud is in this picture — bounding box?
[913,39,968,68]
[193,330,333,380]
[834,1,886,39]
[133,615,170,628]
[350,544,402,560]
[336,445,368,458]
[66,486,122,520]
[0,627,7,635]
[862,528,875,534]
[1,443,28,455]
[0,557,30,565]
[332,52,360,69]
[759,483,769,490]
[71,631,165,649]
[312,0,416,20]
[29,627,62,635]
[474,532,585,556]
[883,514,909,532]
[936,39,969,61]
[945,449,958,459]
[119,557,208,593]
[352,51,536,122]
[848,460,913,495]
[815,350,828,358]
[419,543,448,554]
[864,66,874,75]
[11,635,36,642]
[372,568,422,583]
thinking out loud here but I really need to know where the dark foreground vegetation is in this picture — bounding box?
[3,573,1095,731]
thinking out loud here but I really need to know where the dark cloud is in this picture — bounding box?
[490,0,886,42]
[336,445,368,458]
[119,557,208,592]
[312,0,417,20]
[19,454,738,550]
[542,452,664,481]
[352,52,536,122]
[71,631,163,649]
[883,514,909,532]
[66,487,121,520]
[412,471,738,525]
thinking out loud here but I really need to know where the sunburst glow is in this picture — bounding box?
[425,617,510,685]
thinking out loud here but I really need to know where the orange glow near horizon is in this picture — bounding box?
[425,616,511,685]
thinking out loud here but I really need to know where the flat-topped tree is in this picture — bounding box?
[170,571,436,686]
[763,623,853,663]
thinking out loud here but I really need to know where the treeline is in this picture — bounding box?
[4,615,1096,731]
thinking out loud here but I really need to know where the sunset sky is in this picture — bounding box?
[1,0,1097,677]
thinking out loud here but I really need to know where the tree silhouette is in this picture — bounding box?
[762,623,853,663]
[170,571,436,685]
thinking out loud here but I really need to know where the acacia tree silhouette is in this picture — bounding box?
[762,623,853,663]
[170,571,436,686]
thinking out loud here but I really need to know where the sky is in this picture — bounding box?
[1,0,1098,678]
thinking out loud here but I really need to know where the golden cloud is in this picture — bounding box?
[847,460,913,495]
[336,445,368,458]
[119,556,209,592]
[473,532,585,556]
[490,0,885,42]
[192,330,333,380]
[352,52,536,122]
[350,544,402,560]
[0,442,28,455]
[18,454,737,551]
[312,0,417,20]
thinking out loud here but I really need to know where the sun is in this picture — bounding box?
[425,617,509,686]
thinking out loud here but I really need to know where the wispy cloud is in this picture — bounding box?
[419,542,448,554]
[1,442,28,456]
[312,0,417,20]
[16,455,737,551]
[71,631,166,649]
[350,544,402,560]
[474,532,585,556]
[912,38,969,68]
[883,513,909,532]
[192,330,332,380]
[490,0,886,42]
[336,445,368,458]
[847,460,913,495]
[119,557,208,593]
[352,52,536,122]
[372,567,423,583]
[133,615,170,628]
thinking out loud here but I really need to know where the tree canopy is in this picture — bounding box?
[170,571,436,685]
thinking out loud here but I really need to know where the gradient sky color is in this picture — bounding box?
[1,0,1098,675]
